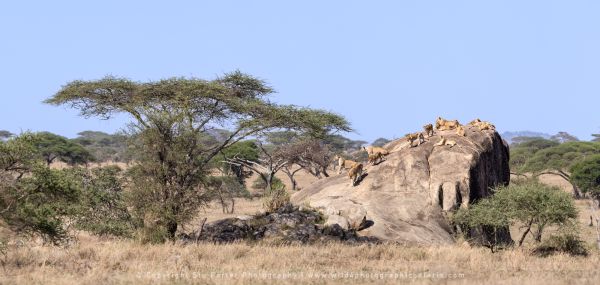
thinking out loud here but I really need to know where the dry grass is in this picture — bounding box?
[3,166,598,284]
[2,239,598,285]
[2,196,600,285]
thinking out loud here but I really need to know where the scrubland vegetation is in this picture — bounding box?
[2,73,600,284]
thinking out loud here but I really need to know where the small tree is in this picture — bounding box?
[495,180,578,245]
[570,154,600,206]
[213,140,259,186]
[226,141,289,192]
[453,198,511,253]
[454,179,578,250]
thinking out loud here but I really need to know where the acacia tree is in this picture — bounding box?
[0,130,13,141]
[453,179,577,250]
[45,71,350,240]
[571,154,600,206]
[35,132,95,166]
[550,131,579,143]
[280,139,332,190]
[227,132,334,191]
[519,142,600,198]
[225,140,289,192]
[509,138,559,176]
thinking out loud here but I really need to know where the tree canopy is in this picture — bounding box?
[550,131,579,143]
[34,132,95,166]
[510,138,560,172]
[0,134,82,244]
[72,131,131,163]
[45,71,351,241]
[570,154,600,205]
[454,179,578,250]
[0,130,13,141]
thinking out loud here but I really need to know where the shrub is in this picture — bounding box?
[453,179,579,251]
[533,233,589,257]
[262,183,290,212]
[72,166,134,238]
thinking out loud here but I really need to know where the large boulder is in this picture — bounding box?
[291,125,510,244]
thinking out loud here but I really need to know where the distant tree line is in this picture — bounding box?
[510,134,600,203]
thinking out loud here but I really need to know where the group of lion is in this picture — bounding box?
[336,117,495,187]
[408,117,496,148]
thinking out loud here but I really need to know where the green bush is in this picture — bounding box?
[72,166,134,238]
[453,179,579,251]
[533,233,589,257]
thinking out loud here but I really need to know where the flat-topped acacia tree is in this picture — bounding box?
[45,71,351,240]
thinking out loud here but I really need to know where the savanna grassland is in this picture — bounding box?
[2,180,600,285]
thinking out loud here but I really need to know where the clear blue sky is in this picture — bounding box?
[1,1,599,142]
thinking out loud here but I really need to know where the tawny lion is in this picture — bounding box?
[434,136,457,148]
[334,155,359,174]
[456,125,466,137]
[362,146,389,156]
[435,117,461,131]
[405,132,425,147]
[348,163,364,186]
[468,118,496,131]
[368,152,384,165]
[423,124,434,137]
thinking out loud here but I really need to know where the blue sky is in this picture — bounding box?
[1,1,599,142]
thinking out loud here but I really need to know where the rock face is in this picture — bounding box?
[291,126,510,244]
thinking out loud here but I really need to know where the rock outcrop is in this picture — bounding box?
[190,204,379,244]
[291,125,510,244]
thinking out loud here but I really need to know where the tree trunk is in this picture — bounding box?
[265,172,274,191]
[536,171,581,198]
[282,168,298,190]
[286,173,297,190]
[322,167,330,178]
[518,219,534,246]
[533,225,544,242]
[166,220,178,240]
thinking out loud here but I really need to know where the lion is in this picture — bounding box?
[405,132,425,147]
[456,125,466,137]
[468,118,482,126]
[477,121,496,131]
[334,155,359,174]
[435,117,461,131]
[362,146,389,156]
[434,136,446,146]
[434,136,457,148]
[368,152,384,165]
[348,163,364,186]
[423,123,434,137]
[468,118,496,131]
